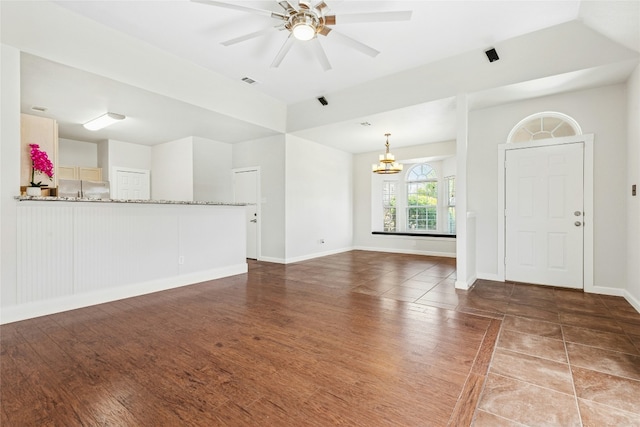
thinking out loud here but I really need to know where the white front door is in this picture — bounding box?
[233,169,259,260]
[505,143,584,288]
[112,167,150,200]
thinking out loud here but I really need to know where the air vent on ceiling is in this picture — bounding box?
[241,77,257,85]
[31,106,48,113]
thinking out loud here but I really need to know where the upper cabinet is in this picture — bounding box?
[58,166,102,181]
[21,113,58,189]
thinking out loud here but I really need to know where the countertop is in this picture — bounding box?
[15,196,247,206]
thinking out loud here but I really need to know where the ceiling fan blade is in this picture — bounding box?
[221,26,282,46]
[271,34,296,68]
[314,1,328,13]
[325,29,379,57]
[310,38,332,71]
[278,1,297,13]
[324,11,412,25]
[191,0,287,20]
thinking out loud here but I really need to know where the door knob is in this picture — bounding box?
[250,219,257,223]
[574,221,582,227]
[574,211,582,216]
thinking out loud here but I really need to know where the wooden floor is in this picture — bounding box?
[1,251,639,426]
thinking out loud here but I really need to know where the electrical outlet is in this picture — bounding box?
[178,256,184,265]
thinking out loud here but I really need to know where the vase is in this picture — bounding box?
[26,187,41,196]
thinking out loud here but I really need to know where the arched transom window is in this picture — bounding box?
[508,112,582,143]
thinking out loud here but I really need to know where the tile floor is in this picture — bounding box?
[344,255,640,426]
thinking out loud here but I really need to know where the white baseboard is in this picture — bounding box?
[259,247,455,264]
[585,285,625,297]
[283,247,354,264]
[476,273,502,282]
[0,263,247,325]
[624,290,640,314]
[258,256,286,264]
[352,245,456,258]
[260,247,353,264]
[455,273,477,290]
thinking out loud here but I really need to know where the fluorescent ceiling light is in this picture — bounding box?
[83,112,125,131]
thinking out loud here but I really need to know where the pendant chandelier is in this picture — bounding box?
[372,133,403,174]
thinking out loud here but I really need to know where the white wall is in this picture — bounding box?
[58,138,97,167]
[233,135,286,261]
[192,136,232,202]
[1,44,21,308]
[285,135,353,261]
[442,156,457,177]
[627,65,640,309]
[469,84,628,291]
[353,140,457,256]
[100,139,152,181]
[152,137,193,201]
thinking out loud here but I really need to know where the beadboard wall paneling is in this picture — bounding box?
[13,201,247,321]
[73,204,180,293]
[17,204,74,303]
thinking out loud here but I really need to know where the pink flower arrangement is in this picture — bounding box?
[29,144,54,187]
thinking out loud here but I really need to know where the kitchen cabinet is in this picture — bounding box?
[58,166,76,180]
[57,166,102,181]
[79,167,102,181]
[21,113,58,189]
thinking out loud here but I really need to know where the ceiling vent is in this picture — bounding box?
[241,76,257,84]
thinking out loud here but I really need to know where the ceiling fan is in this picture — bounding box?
[191,0,412,71]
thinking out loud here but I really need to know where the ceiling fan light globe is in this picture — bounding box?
[292,22,315,40]
[290,11,318,41]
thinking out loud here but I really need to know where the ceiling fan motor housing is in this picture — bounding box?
[288,9,323,40]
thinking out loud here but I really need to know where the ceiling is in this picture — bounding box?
[18,1,640,152]
[20,53,279,145]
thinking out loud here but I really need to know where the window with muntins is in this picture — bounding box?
[406,164,438,231]
[445,176,456,234]
[382,181,397,232]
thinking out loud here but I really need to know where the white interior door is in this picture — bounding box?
[505,143,584,288]
[233,169,259,260]
[112,167,150,200]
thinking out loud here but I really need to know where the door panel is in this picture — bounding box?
[505,143,584,288]
[234,170,259,260]
[113,169,150,200]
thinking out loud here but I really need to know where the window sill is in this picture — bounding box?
[371,231,456,238]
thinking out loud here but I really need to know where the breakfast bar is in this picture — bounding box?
[4,196,247,323]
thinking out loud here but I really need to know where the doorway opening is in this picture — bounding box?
[233,167,260,260]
